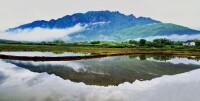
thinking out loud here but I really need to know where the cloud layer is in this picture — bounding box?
[0,24,84,42]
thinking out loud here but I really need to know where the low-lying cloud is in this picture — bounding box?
[1,26,200,42]
[0,24,85,42]
[136,34,200,41]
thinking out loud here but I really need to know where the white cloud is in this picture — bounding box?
[0,0,200,30]
[0,24,85,42]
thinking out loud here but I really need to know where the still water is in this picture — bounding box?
[0,52,200,101]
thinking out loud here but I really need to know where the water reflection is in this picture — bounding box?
[0,51,89,57]
[3,54,200,86]
[0,59,200,101]
[129,54,200,61]
[129,54,200,65]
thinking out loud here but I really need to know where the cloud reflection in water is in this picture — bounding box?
[0,59,200,101]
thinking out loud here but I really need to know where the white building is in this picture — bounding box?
[183,41,195,46]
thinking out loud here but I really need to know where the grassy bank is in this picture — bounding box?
[1,44,200,56]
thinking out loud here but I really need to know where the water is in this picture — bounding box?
[0,51,89,57]
[0,52,200,101]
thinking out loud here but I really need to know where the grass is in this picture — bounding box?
[1,44,200,56]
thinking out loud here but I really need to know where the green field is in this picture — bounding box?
[1,44,200,57]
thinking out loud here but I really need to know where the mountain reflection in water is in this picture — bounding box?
[0,53,200,101]
[3,54,200,86]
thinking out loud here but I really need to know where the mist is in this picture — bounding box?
[0,24,85,42]
[136,34,200,41]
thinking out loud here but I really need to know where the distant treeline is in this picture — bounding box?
[1,38,200,49]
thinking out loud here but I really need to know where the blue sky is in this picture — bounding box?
[0,0,200,30]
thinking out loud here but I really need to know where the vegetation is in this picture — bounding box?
[111,23,200,41]
[34,38,200,49]
[1,38,200,56]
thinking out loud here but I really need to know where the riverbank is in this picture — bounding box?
[1,44,200,56]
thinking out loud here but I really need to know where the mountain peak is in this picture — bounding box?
[8,10,161,31]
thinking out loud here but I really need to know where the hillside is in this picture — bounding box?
[110,23,200,41]
[0,39,19,44]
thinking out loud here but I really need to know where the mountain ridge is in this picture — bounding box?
[7,10,200,42]
[8,10,161,31]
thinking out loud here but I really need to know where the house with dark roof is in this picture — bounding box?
[183,41,195,46]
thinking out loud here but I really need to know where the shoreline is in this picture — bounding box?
[1,44,200,59]
[0,52,199,61]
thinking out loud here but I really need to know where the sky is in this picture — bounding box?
[0,0,200,31]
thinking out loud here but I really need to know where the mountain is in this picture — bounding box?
[0,39,31,44]
[7,11,200,41]
[0,39,20,44]
[8,11,160,30]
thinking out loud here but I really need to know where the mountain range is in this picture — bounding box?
[8,10,200,41]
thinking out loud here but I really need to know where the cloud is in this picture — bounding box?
[0,59,200,101]
[0,24,85,42]
[90,21,111,25]
[135,34,200,41]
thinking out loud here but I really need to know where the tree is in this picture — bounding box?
[52,40,65,45]
[194,39,200,46]
[139,39,146,46]
[146,41,155,47]
[174,41,183,46]
[153,38,173,45]
[40,41,47,44]
[90,41,100,44]
[128,40,138,45]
